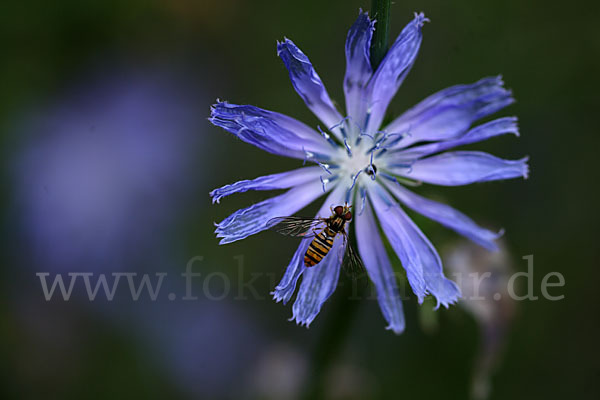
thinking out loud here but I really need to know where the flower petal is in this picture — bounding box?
[384,76,514,148]
[383,180,502,251]
[394,151,529,186]
[272,184,346,304]
[344,11,374,130]
[290,186,348,327]
[397,116,519,159]
[271,236,311,305]
[277,39,344,140]
[210,101,336,160]
[291,235,344,327]
[355,198,405,334]
[215,180,326,244]
[364,13,426,135]
[210,166,323,204]
[369,183,461,307]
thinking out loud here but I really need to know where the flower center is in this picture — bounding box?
[337,140,377,186]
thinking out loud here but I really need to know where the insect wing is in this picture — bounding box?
[267,216,326,237]
[342,233,365,274]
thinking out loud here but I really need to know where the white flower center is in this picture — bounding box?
[336,140,377,187]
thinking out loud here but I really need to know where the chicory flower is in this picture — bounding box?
[209,12,528,333]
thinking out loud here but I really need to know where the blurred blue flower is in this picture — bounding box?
[13,67,202,273]
[209,12,528,333]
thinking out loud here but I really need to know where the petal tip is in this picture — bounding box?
[413,12,430,26]
[386,323,406,335]
[272,290,286,304]
[520,157,530,179]
[290,315,312,329]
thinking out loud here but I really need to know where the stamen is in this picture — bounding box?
[329,117,350,140]
[345,187,353,204]
[349,169,363,192]
[365,131,407,153]
[382,127,413,149]
[318,162,334,175]
[343,138,353,157]
[317,125,339,148]
[318,174,339,193]
[358,131,375,140]
[344,116,367,146]
[340,125,349,140]
[320,176,329,193]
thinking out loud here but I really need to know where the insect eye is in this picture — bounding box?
[334,206,343,215]
[343,211,352,220]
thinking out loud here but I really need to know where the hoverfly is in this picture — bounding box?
[268,203,364,272]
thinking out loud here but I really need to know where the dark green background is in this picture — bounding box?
[2,1,598,399]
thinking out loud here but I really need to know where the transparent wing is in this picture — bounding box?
[342,232,365,274]
[267,216,326,237]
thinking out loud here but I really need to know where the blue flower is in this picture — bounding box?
[209,12,528,334]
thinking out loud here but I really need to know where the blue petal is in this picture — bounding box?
[355,198,405,334]
[291,235,344,327]
[344,11,374,130]
[397,117,519,159]
[384,76,514,148]
[369,185,425,302]
[394,151,529,186]
[210,101,335,160]
[383,180,502,251]
[364,12,427,135]
[210,166,323,204]
[289,186,348,327]
[271,237,311,305]
[369,183,461,307]
[272,184,347,304]
[277,39,344,140]
[215,180,325,244]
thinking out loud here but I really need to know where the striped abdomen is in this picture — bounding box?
[304,227,336,267]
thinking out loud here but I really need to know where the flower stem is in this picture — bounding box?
[370,0,391,69]
[301,271,367,400]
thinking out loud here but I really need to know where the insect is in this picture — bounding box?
[268,203,364,272]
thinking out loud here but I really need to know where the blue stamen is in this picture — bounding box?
[358,131,375,140]
[343,138,353,157]
[344,187,353,204]
[318,162,333,175]
[320,175,329,192]
[329,117,350,140]
[317,125,340,148]
[365,131,408,153]
[349,170,363,192]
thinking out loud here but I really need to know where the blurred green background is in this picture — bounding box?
[2,0,598,399]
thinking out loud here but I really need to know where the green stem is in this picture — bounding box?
[370,0,391,69]
[301,271,367,400]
